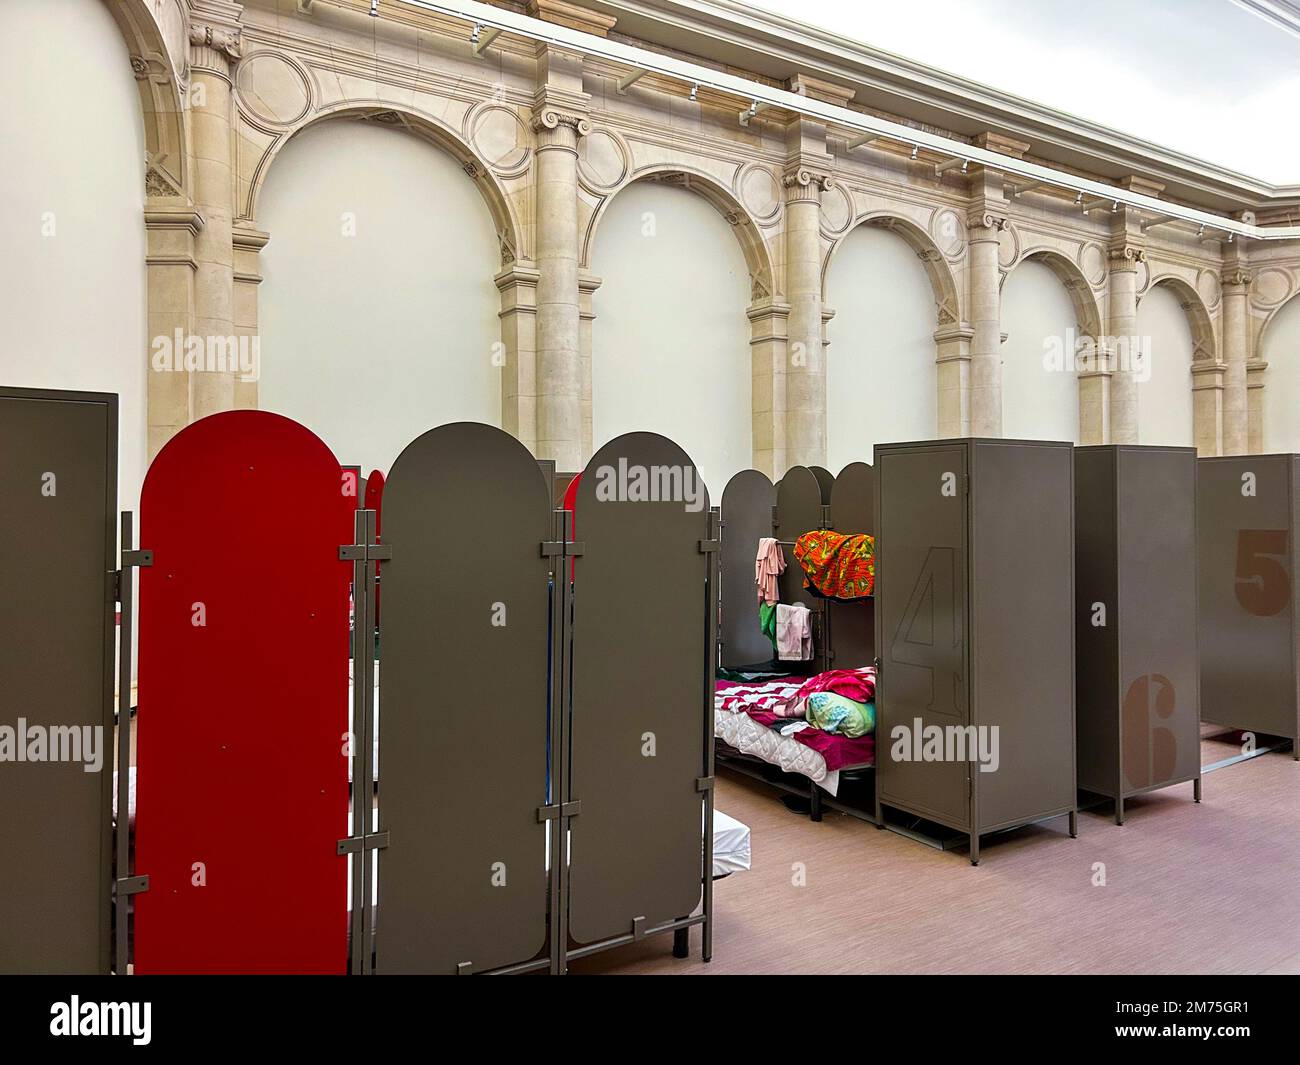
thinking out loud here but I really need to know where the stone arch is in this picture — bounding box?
[822,212,963,328]
[581,165,776,302]
[103,0,189,198]
[1013,248,1103,340]
[245,101,524,268]
[1145,273,1217,363]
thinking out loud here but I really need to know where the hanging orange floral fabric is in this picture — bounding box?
[793,530,876,600]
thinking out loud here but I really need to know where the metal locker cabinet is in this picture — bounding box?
[0,387,117,974]
[875,442,971,834]
[1198,454,1300,752]
[1075,446,1201,824]
[876,439,1076,864]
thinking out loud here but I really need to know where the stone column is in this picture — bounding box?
[188,9,242,419]
[578,272,601,465]
[231,224,267,410]
[1106,244,1144,444]
[496,262,541,455]
[749,296,790,479]
[782,166,829,468]
[1221,267,1251,455]
[1247,356,1267,454]
[144,208,202,458]
[967,209,1006,437]
[530,104,588,472]
[935,326,974,437]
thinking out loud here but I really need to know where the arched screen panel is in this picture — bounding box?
[376,423,552,973]
[133,411,352,974]
[720,469,776,669]
[567,433,710,945]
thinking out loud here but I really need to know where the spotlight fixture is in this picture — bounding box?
[1197,224,1206,237]
[369,0,378,15]
[910,145,919,160]
[471,22,481,43]
[689,82,698,102]
[1074,191,1083,205]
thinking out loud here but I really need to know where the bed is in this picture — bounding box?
[714,676,875,797]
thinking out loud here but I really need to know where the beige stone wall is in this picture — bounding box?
[99,0,1300,476]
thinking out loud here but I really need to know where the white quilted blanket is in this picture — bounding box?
[714,706,839,796]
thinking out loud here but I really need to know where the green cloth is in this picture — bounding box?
[805,692,875,738]
[758,602,778,650]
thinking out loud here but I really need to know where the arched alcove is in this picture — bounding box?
[1,0,148,507]
[1263,293,1300,452]
[1135,282,1197,446]
[588,177,754,496]
[1001,256,1084,443]
[257,117,502,474]
[824,224,938,464]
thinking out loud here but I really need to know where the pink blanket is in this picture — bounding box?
[715,676,876,771]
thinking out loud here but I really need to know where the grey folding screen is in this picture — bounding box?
[0,387,117,973]
[567,432,714,953]
[720,469,777,668]
[1076,446,1201,821]
[1198,454,1300,749]
[828,461,876,669]
[376,423,554,974]
[775,465,825,614]
[808,465,835,504]
[875,439,1076,863]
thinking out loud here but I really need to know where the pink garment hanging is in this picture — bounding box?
[776,602,812,661]
[755,537,786,606]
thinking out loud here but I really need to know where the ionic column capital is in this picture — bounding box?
[782,166,833,203]
[1107,244,1146,272]
[1222,268,1252,291]
[189,22,242,78]
[530,107,592,150]
[966,209,1008,236]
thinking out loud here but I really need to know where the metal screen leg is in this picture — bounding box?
[1115,796,1125,826]
[114,512,151,975]
[1068,809,1078,838]
[1193,776,1202,803]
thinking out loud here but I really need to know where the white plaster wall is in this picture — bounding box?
[1135,284,1195,447]
[258,120,501,475]
[1001,259,1080,443]
[590,181,751,498]
[825,226,937,465]
[0,0,147,509]
[1263,294,1300,452]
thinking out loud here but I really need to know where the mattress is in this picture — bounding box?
[712,809,751,877]
[715,705,842,795]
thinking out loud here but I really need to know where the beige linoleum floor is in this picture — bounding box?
[574,731,1300,975]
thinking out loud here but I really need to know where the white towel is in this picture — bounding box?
[775,602,812,661]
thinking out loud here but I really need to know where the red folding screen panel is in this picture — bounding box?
[133,411,352,973]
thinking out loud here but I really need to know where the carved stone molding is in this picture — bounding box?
[1107,244,1147,272]
[966,209,1008,234]
[530,108,592,152]
[782,166,833,204]
[1223,268,1253,290]
[189,22,242,77]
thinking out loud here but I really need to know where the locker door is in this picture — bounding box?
[876,444,970,829]
[1198,455,1295,737]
